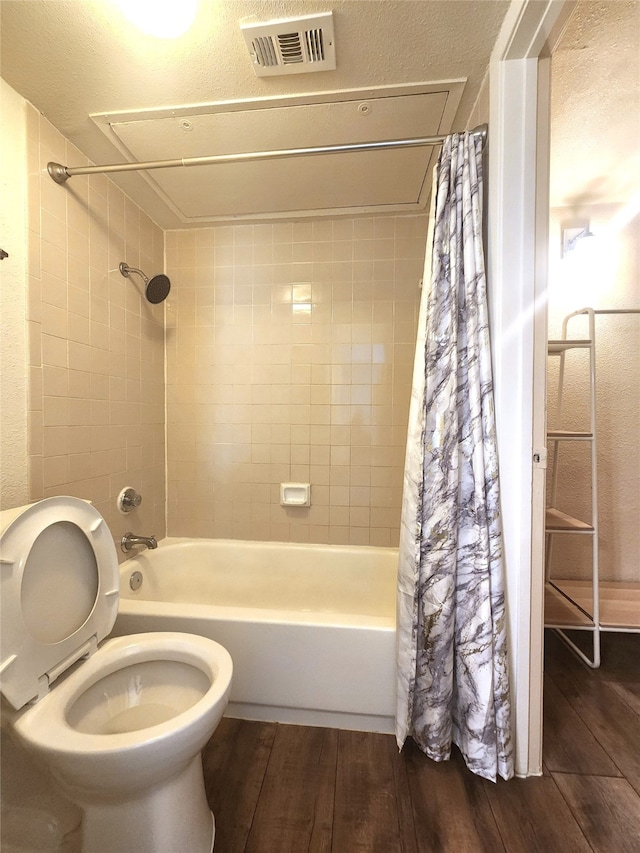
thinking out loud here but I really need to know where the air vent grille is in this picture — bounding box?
[305,28,325,62]
[252,36,278,68]
[278,32,304,64]
[241,12,336,77]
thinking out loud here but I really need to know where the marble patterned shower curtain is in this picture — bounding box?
[395,131,513,782]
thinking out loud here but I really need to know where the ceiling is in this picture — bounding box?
[0,0,510,227]
[550,1,640,208]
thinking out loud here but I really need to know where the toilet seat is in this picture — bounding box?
[0,497,119,711]
[11,631,232,795]
[1,498,233,853]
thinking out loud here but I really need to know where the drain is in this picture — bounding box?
[129,570,143,591]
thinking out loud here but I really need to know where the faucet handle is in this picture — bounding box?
[118,487,142,513]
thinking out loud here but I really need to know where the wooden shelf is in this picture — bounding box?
[548,339,592,354]
[544,583,594,628]
[546,507,594,532]
[545,581,640,631]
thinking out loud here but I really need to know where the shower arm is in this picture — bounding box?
[47,125,488,184]
[119,262,147,282]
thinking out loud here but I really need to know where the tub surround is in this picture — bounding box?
[165,215,427,547]
[11,79,426,557]
[24,102,166,557]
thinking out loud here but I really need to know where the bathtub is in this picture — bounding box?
[112,538,398,733]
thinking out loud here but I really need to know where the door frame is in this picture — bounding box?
[486,0,575,776]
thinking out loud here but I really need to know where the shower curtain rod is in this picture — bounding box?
[47,124,488,184]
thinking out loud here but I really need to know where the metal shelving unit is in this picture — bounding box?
[545,308,600,667]
[544,307,640,667]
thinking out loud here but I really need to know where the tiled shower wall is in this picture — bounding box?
[165,216,427,546]
[26,106,166,554]
[22,96,427,551]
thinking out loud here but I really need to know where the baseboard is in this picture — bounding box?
[225,702,395,735]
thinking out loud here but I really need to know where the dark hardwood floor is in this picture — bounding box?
[203,630,640,852]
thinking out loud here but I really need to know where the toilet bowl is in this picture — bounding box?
[0,498,233,853]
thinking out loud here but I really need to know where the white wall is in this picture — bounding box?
[547,0,640,584]
[547,205,640,582]
[0,78,29,509]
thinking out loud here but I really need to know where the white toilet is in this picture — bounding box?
[0,497,233,853]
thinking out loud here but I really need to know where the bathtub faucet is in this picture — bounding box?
[121,532,158,553]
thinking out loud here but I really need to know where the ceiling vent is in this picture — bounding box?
[241,12,336,77]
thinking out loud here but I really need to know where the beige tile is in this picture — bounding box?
[329,485,349,507]
[308,525,330,544]
[43,364,68,397]
[68,284,90,318]
[350,486,371,507]
[68,313,90,345]
[329,525,350,545]
[369,527,391,547]
[41,239,66,280]
[349,527,370,546]
[28,412,43,455]
[29,366,43,411]
[43,454,70,489]
[42,333,67,369]
[40,208,66,248]
[350,466,371,487]
[42,395,69,427]
[27,276,42,323]
[29,454,44,500]
[165,215,419,542]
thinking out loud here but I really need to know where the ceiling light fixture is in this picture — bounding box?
[113,0,198,39]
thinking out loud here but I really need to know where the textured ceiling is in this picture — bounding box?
[550,1,640,208]
[0,0,509,226]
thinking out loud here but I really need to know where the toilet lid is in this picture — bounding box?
[0,497,119,710]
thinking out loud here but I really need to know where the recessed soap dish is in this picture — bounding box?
[280,483,311,507]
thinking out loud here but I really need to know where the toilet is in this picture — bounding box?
[0,497,233,853]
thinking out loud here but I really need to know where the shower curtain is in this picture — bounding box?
[395,132,513,782]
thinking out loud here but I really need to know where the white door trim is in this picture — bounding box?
[487,0,572,777]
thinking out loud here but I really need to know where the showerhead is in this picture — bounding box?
[119,262,171,304]
[145,273,171,304]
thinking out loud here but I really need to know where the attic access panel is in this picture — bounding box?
[140,148,435,218]
[93,84,464,222]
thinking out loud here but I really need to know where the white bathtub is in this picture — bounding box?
[112,538,398,733]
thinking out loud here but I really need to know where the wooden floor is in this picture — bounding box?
[203,630,640,853]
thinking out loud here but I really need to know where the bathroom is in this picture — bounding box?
[2,0,626,850]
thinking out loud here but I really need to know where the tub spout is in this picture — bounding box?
[121,532,158,553]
